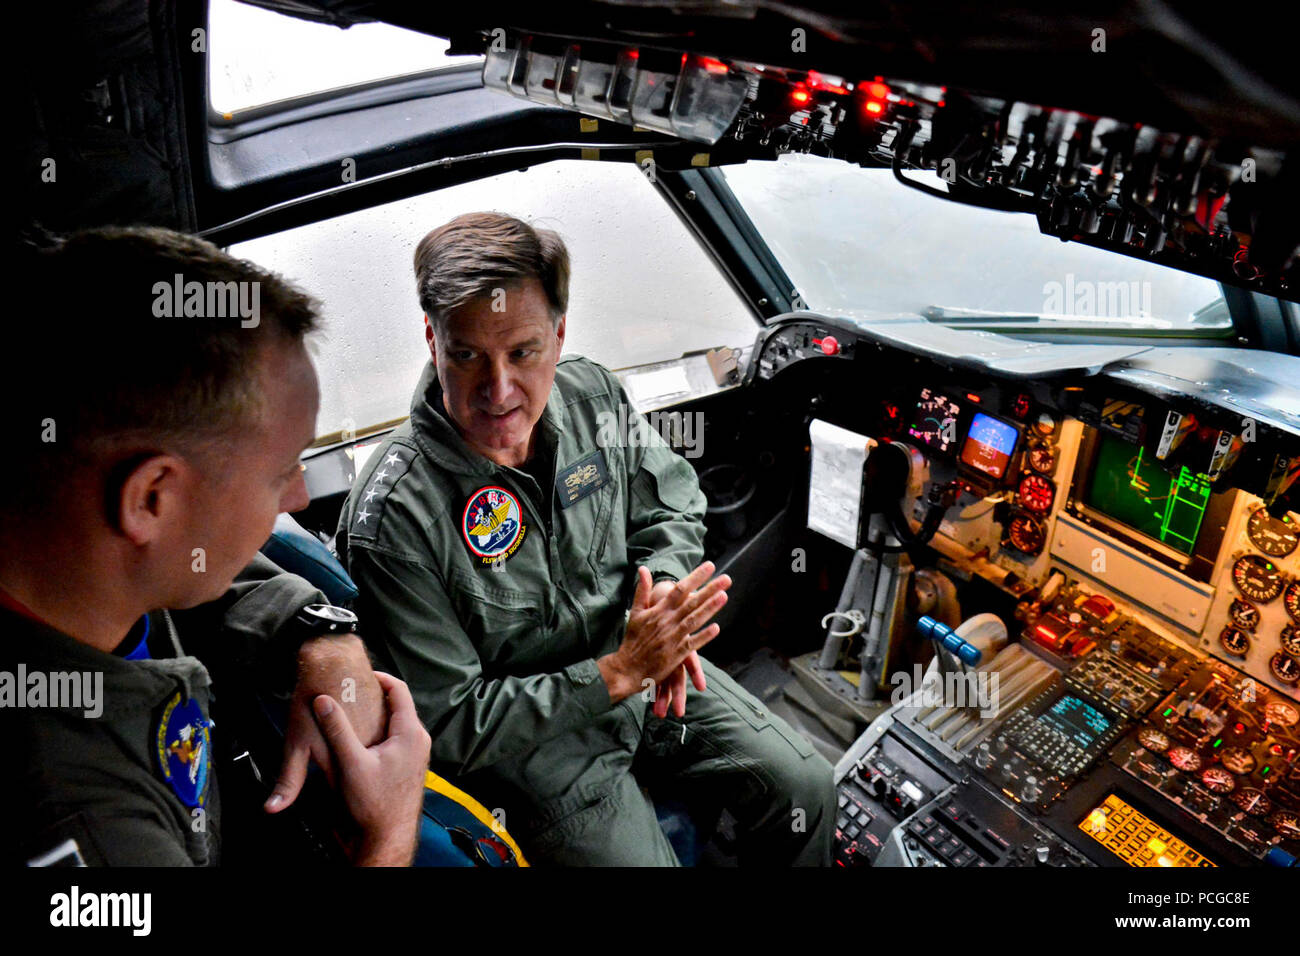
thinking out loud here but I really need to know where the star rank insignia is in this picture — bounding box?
[350,444,415,542]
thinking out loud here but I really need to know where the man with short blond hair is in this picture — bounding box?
[1,226,430,866]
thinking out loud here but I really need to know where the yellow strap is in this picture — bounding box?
[424,770,529,866]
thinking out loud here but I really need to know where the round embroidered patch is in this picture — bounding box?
[154,692,211,808]
[462,486,527,565]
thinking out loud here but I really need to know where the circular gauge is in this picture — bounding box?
[1200,766,1236,794]
[1219,626,1251,657]
[1017,474,1055,513]
[1246,508,1299,558]
[1282,625,1300,657]
[1034,412,1056,436]
[1219,747,1257,775]
[1231,788,1273,816]
[1285,581,1300,623]
[1271,810,1300,839]
[1228,599,1261,632]
[1265,700,1300,727]
[1028,445,1057,475]
[1137,728,1170,752]
[1167,746,1203,772]
[1232,555,1285,603]
[1006,513,1046,556]
[1269,651,1300,684]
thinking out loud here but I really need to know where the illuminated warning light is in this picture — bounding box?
[696,55,729,74]
[1235,723,1244,734]
[866,81,890,99]
[865,100,883,114]
[936,100,945,108]
[1262,766,1271,775]
[1163,708,1174,717]
[1213,738,1222,748]
[805,70,848,95]
[790,85,811,106]
[625,49,639,60]
[1270,743,1284,756]
[1085,809,1109,832]
[966,393,982,404]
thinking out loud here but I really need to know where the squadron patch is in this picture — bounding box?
[154,692,211,809]
[462,486,527,566]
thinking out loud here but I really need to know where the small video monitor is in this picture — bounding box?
[907,388,964,457]
[959,411,1019,480]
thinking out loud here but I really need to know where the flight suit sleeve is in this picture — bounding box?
[617,383,709,584]
[170,552,328,694]
[347,547,615,776]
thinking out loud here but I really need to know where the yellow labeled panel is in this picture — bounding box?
[1079,794,1214,867]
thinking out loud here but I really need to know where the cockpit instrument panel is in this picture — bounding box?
[959,412,1021,481]
[907,388,964,458]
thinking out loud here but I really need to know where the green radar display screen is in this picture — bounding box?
[1083,432,1211,556]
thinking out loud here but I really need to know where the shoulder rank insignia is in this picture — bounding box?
[154,692,212,808]
[352,445,416,541]
[462,485,527,566]
[556,450,610,510]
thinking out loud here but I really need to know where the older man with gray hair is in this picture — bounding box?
[338,211,834,865]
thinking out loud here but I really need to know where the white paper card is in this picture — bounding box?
[807,419,873,548]
[626,366,692,409]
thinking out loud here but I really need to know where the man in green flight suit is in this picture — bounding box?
[1,227,430,867]
[337,212,834,865]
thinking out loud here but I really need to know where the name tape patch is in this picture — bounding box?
[556,451,610,510]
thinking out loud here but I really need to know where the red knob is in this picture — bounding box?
[817,335,840,356]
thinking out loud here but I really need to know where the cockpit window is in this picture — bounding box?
[207,0,481,116]
[721,152,1229,337]
[229,160,757,439]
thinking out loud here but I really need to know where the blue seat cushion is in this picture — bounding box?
[260,513,358,606]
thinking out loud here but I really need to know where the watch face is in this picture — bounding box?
[302,604,358,629]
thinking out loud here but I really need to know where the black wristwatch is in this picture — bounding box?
[286,603,359,643]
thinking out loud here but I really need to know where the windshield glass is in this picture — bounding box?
[721,152,1228,336]
[208,0,481,115]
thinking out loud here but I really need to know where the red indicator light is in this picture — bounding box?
[805,71,848,95]
[865,101,883,114]
[966,393,981,403]
[697,56,729,74]
[866,81,890,99]
[790,85,811,106]
[625,49,639,60]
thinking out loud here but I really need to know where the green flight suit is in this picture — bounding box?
[0,555,326,866]
[337,356,833,865]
